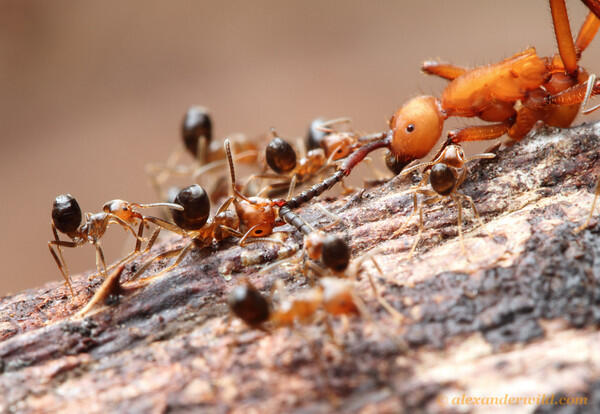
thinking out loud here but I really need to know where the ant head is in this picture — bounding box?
[322,132,354,160]
[384,150,411,175]
[228,283,271,326]
[321,235,350,272]
[52,194,82,234]
[438,144,466,169]
[181,106,212,157]
[429,163,457,196]
[102,199,136,222]
[171,184,211,230]
[306,118,328,150]
[266,136,297,174]
[390,96,444,165]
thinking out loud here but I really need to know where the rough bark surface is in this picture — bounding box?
[2,122,600,413]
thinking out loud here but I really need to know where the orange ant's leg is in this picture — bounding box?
[421,61,467,81]
[548,74,600,112]
[575,10,600,53]
[582,0,600,19]
[507,106,539,141]
[448,122,510,143]
[550,0,578,74]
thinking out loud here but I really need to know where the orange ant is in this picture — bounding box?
[48,195,183,295]
[278,0,600,224]
[391,144,496,258]
[146,106,257,201]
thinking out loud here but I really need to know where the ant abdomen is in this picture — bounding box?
[429,164,456,196]
[321,235,351,272]
[171,184,211,230]
[306,118,328,150]
[228,283,271,327]
[181,106,213,157]
[52,194,82,234]
[266,136,297,174]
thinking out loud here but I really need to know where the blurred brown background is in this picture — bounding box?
[1,1,599,294]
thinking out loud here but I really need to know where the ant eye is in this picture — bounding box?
[406,124,415,133]
[255,229,263,235]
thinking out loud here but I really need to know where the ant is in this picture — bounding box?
[131,139,291,281]
[48,194,183,295]
[228,277,363,331]
[146,106,258,201]
[391,144,496,258]
[277,0,600,224]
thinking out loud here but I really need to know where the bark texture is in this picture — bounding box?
[2,122,600,413]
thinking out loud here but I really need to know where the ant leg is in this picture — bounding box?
[129,243,189,282]
[575,179,600,233]
[74,265,125,318]
[547,73,600,112]
[243,174,289,195]
[459,193,492,239]
[448,122,510,143]
[583,0,600,19]
[550,0,578,74]
[238,227,285,247]
[143,227,162,252]
[48,240,77,296]
[49,223,71,281]
[94,242,109,279]
[408,204,425,259]
[315,204,341,227]
[451,195,469,259]
[575,9,600,53]
[392,192,419,238]
[421,60,467,80]
[142,216,187,236]
[286,175,298,201]
[359,255,404,323]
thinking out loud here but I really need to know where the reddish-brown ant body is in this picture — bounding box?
[48,195,182,295]
[278,0,600,226]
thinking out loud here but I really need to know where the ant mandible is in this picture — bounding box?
[48,195,183,295]
[278,0,600,224]
[392,144,496,258]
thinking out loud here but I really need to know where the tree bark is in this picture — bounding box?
[2,122,600,413]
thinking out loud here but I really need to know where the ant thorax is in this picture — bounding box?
[296,149,326,177]
[80,212,110,240]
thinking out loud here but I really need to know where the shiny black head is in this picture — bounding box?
[52,194,82,234]
[430,163,456,196]
[306,118,328,151]
[322,235,351,272]
[171,184,210,230]
[265,136,296,174]
[228,284,270,326]
[384,151,410,175]
[181,106,213,157]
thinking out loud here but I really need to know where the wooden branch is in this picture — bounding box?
[2,122,600,413]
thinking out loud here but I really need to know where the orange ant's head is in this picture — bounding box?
[234,197,277,237]
[389,96,445,167]
[103,200,139,224]
[322,132,354,160]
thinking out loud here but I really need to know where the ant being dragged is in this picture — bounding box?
[391,144,496,258]
[146,106,258,201]
[277,0,600,225]
[48,194,183,295]
[131,139,291,281]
